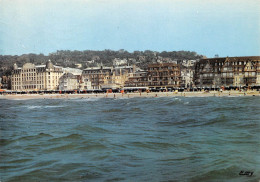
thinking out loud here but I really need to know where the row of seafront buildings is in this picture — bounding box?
[9,56,260,92]
[10,60,182,91]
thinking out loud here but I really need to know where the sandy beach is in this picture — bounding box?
[0,90,259,100]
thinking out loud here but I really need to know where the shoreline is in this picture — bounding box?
[0,91,259,100]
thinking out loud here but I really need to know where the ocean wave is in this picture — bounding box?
[196,116,228,127]
[157,119,196,127]
[129,141,176,150]
[77,143,107,151]
[48,133,83,142]
[102,108,123,113]
[2,133,53,146]
[43,143,78,153]
[7,158,32,164]
[189,165,244,182]
[73,125,112,133]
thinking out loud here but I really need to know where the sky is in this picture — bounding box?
[0,0,260,57]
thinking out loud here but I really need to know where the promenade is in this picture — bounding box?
[0,90,259,100]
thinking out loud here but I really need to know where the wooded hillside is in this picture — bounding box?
[0,50,203,76]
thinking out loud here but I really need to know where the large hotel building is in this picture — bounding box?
[11,60,63,91]
[147,63,181,89]
[194,56,260,88]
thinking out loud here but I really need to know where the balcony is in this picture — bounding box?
[244,75,256,78]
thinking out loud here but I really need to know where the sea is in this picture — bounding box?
[0,96,259,182]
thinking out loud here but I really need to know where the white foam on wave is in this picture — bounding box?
[25,105,64,109]
[173,97,181,101]
[69,97,102,102]
[116,97,131,100]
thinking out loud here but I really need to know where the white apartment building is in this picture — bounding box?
[11,60,64,91]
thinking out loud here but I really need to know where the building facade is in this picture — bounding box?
[82,65,135,90]
[181,68,194,88]
[103,66,134,89]
[1,76,11,89]
[58,73,80,91]
[81,76,92,90]
[113,58,128,66]
[11,60,63,91]
[124,71,148,88]
[147,63,181,89]
[194,56,260,88]
[82,66,112,90]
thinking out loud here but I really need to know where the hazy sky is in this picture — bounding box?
[0,0,259,57]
